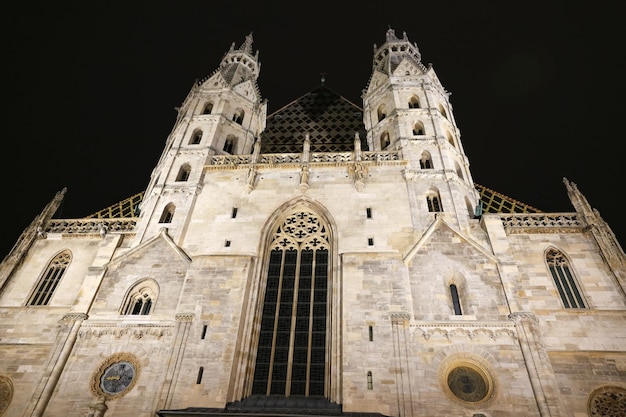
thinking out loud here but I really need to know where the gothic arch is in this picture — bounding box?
[235,197,341,402]
[419,151,433,169]
[175,163,191,182]
[27,249,72,306]
[120,278,160,315]
[544,246,587,308]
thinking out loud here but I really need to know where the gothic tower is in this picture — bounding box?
[135,33,267,246]
[362,28,480,232]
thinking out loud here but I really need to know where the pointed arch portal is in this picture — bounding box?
[252,208,330,397]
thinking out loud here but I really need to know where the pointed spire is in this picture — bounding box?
[239,32,254,55]
[563,177,593,214]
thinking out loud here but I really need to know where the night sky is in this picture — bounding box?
[2,2,624,259]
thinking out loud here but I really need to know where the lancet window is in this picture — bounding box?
[27,250,71,306]
[546,248,586,308]
[252,209,330,397]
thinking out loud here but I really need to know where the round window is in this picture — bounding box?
[447,365,490,403]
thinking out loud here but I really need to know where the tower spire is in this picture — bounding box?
[239,32,254,55]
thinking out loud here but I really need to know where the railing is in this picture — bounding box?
[499,213,582,233]
[209,151,401,166]
[45,218,137,234]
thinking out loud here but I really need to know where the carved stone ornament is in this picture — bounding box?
[0,375,13,417]
[90,353,141,400]
[588,385,626,417]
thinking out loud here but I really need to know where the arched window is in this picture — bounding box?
[223,135,237,154]
[121,279,159,315]
[252,208,330,397]
[408,96,420,109]
[450,284,462,315]
[159,203,175,224]
[380,132,390,149]
[447,132,456,148]
[232,108,245,125]
[455,163,464,180]
[202,102,214,114]
[377,104,387,122]
[439,104,448,119]
[546,248,586,308]
[189,129,203,145]
[419,151,433,169]
[176,164,191,182]
[427,192,443,212]
[412,121,425,136]
[27,250,71,306]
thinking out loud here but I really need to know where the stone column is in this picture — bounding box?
[156,313,194,410]
[390,312,414,417]
[31,312,88,417]
[509,312,562,417]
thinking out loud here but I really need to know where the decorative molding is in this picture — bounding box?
[390,312,411,324]
[411,322,517,342]
[60,312,88,323]
[175,313,195,322]
[207,151,403,171]
[79,322,174,339]
[500,213,583,234]
[45,219,137,235]
[508,312,539,324]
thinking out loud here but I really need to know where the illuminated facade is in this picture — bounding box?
[1,29,625,417]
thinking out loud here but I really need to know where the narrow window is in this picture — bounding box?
[368,238,374,246]
[366,208,372,219]
[450,284,462,315]
[203,102,213,114]
[224,139,234,153]
[201,325,208,340]
[225,240,231,247]
[159,203,175,223]
[27,250,71,306]
[367,371,373,390]
[196,367,204,384]
[231,207,238,218]
[380,132,390,149]
[547,249,586,308]
[377,105,387,122]
[368,326,373,341]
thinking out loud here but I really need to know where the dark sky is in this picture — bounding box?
[2,2,624,259]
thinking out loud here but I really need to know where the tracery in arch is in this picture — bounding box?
[252,208,331,398]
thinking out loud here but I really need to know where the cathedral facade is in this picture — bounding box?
[1,29,625,417]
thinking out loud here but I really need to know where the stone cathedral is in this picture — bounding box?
[1,28,625,417]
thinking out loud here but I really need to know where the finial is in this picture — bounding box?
[239,32,254,54]
[320,72,326,84]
